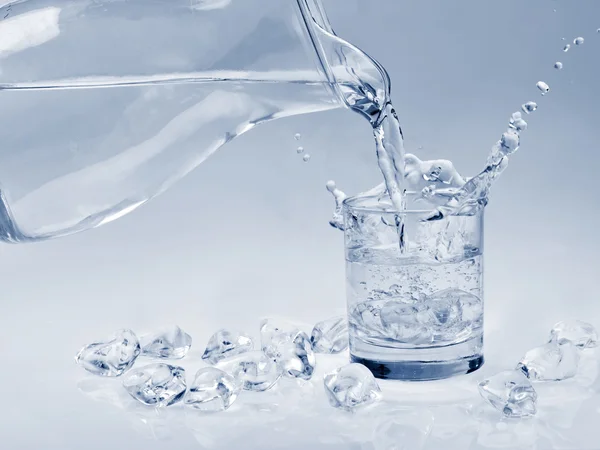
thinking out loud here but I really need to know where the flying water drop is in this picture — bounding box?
[297,146,304,154]
[294,133,301,141]
[521,102,538,114]
[536,81,550,95]
[303,154,311,162]
[554,61,563,70]
[563,44,570,52]
[574,37,584,45]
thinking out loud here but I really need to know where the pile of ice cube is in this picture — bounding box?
[478,319,598,418]
[75,317,382,412]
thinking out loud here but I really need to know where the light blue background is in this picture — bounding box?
[1,0,599,448]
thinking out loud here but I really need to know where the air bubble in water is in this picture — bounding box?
[294,133,301,140]
[521,102,538,114]
[536,81,550,95]
[574,37,584,45]
[554,62,563,70]
[303,154,311,162]
[296,146,304,154]
[563,44,570,52]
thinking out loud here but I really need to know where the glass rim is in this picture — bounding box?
[342,191,436,215]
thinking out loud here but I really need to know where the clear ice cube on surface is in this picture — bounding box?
[184,367,240,413]
[517,341,580,381]
[478,370,537,418]
[277,331,316,380]
[122,363,187,407]
[310,316,349,354]
[324,363,382,411]
[202,329,254,364]
[75,329,141,377]
[549,320,598,349]
[260,318,300,359]
[225,351,282,392]
[140,325,192,359]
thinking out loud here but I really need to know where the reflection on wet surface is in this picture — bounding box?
[76,349,600,449]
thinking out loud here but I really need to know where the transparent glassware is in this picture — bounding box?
[344,193,484,380]
[0,0,389,242]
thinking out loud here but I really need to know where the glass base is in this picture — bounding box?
[349,333,484,381]
[351,353,484,381]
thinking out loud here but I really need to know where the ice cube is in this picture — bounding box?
[323,363,382,411]
[75,329,141,377]
[201,329,254,364]
[517,341,580,381]
[549,320,598,349]
[184,367,240,413]
[140,325,192,359]
[277,331,316,380]
[428,288,482,329]
[478,371,537,418]
[380,301,431,344]
[310,316,349,354]
[224,351,281,392]
[122,363,187,407]
[259,318,300,359]
[353,302,389,338]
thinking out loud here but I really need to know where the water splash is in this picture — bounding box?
[521,101,538,114]
[536,81,550,95]
[326,181,347,230]
[422,110,530,221]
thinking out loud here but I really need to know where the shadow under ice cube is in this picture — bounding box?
[140,325,192,359]
[324,363,382,411]
[202,329,254,365]
[184,367,240,412]
[549,320,598,349]
[122,363,187,407]
[517,341,580,381]
[75,329,141,377]
[478,370,537,418]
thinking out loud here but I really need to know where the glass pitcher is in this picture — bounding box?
[0,0,390,242]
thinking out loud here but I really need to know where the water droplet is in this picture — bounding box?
[521,101,538,114]
[574,37,584,45]
[597,28,600,34]
[553,9,556,13]
[303,154,311,162]
[561,37,566,41]
[326,180,336,192]
[554,61,563,70]
[536,81,550,95]
[296,146,304,154]
[563,44,570,52]
[294,133,301,140]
